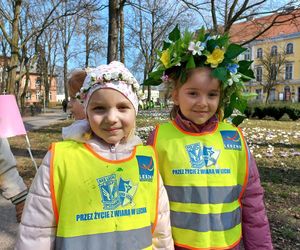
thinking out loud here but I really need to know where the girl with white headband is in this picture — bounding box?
[16,61,174,250]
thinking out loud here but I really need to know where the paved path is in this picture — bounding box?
[23,109,68,130]
[0,109,68,249]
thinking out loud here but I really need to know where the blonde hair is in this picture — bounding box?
[168,67,223,119]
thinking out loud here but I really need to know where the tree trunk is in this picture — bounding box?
[20,65,30,115]
[1,56,9,93]
[119,2,125,63]
[43,60,49,107]
[107,0,119,63]
[63,53,68,101]
[7,0,22,94]
[85,19,91,67]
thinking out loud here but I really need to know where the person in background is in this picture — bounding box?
[146,27,273,250]
[62,99,68,113]
[62,69,87,141]
[0,137,28,222]
[15,61,173,250]
[67,69,87,120]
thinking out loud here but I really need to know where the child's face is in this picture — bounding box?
[172,68,220,125]
[86,88,136,144]
[68,97,85,120]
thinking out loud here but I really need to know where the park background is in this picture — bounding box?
[0,0,300,249]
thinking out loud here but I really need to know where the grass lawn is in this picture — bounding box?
[8,111,300,249]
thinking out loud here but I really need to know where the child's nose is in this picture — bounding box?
[106,109,118,123]
[196,96,208,107]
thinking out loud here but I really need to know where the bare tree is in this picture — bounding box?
[76,8,105,67]
[258,45,287,103]
[57,10,81,101]
[181,0,300,44]
[0,29,10,93]
[127,0,189,100]
[0,0,97,95]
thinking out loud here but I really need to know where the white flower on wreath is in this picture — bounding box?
[111,71,119,79]
[103,73,111,81]
[227,73,242,86]
[133,82,139,90]
[121,73,129,82]
[188,41,205,56]
[126,77,133,85]
[137,89,145,99]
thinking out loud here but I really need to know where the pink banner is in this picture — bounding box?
[0,95,26,138]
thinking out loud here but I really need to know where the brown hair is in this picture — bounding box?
[67,70,87,98]
[167,67,223,120]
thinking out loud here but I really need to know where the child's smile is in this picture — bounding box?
[172,68,220,125]
[86,88,136,145]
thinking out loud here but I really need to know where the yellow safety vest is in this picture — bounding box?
[154,121,249,249]
[50,141,159,250]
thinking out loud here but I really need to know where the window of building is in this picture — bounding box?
[270,64,277,80]
[270,88,276,101]
[255,89,263,100]
[257,48,263,58]
[271,46,277,56]
[285,63,293,80]
[286,43,293,54]
[35,78,41,88]
[244,49,251,60]
[284,86,291,101]
[36,91,40,101]
[256,67,262,82]
[25,91,31,100]
[49,92,52,100]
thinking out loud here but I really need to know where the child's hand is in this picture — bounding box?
[15,201,25,223]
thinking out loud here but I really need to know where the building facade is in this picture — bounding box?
[230,9,300,103]
[0,56,58,104]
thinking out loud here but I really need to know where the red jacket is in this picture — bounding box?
[147,113,273,250]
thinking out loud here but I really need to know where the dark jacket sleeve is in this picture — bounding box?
[241,153,273,250]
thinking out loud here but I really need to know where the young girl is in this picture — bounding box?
[16,61,174,250]
[146,27,273,250]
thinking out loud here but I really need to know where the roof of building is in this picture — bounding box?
[230,9,300,44]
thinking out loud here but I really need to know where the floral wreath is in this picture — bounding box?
[76,63,143,100]
[144,25,255,125]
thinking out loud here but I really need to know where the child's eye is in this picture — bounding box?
[208,92,220,97]
[118,105,130,111]
[188,92,197,96]
[93,106,105,112]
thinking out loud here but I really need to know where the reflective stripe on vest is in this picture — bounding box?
[154,121,248,249]
[56,226,152,250]
[50,142,158,250]
[165,185,243,204]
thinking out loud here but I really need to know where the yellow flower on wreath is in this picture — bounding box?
[160,49,170,67]
[206,48,225,67]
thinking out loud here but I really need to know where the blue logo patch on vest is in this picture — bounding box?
[119,177,137,206]
[97,174,138,210]
[136,155,154,182]
[220,130,242,150]
[186,143,220,168]
[97,174,120,210]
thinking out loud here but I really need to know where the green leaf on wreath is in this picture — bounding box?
[232,115,246,126]
[169,25,180,42]
[186,56,196,69]
[212,67,228,82]
[196,26,206,41]
[162,41,171,50]
[225,44,246,59]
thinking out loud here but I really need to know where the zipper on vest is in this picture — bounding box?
[110,144,116,153]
